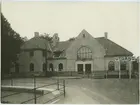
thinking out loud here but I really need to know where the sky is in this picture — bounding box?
[1,1,140,56]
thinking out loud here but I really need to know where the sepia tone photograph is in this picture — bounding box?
[1,0,139,104]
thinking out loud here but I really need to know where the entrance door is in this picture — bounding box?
[77,64,83,74]
[85,64,91,74]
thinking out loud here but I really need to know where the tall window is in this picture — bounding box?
[30,63,34,71]
[30,51,34,57]
[59,63,63,71]
[120,61,127,71]
[49,63,53,71]
[43,63,47,71]
[108,61,115,71]
[77,46,92,60]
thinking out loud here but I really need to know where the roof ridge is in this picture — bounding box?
[95,37,105,39]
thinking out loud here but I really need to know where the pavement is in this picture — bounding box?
[55,78,139,104]
[1,77,139,104]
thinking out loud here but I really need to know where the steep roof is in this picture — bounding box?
[53,40,74,52]
[54,37,133,56]
[21,31,133,56]
[95,37,133,56]
[21,37,52,51]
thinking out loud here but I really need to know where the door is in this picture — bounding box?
[85,64,91,74]
[77,64,83,74]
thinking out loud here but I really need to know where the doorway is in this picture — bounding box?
[85,64,91,74]
[77,64,83,74]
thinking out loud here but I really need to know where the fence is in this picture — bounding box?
[1,76,65,104]
[46,69,138,79]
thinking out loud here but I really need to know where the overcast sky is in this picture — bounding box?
[1,1,140,56]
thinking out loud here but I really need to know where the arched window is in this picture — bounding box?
[59,63,63,71]
[77,46,92,60]
[43,63,47,71]
[15,63,19,73]
[30,63,34,71]
[49,63,53,71]
[120,61,127,71]
[108,61,115,71]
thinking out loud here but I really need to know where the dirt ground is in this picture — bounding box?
[1,77,139,104]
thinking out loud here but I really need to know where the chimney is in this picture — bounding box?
[34,32,39,37]
[104,32,108,39]
[52,33,59,47]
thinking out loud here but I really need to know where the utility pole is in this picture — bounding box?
[118,59,121,79]
[45,50,48,76]
[129,57,135,79]
[129,60,132,79]
[115,57,121,79]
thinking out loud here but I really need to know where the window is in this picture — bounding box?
[77,46,92,60]
[83,34,85,38]
[49,63,53,71]
[59,63,63,71]
[120,61,127,71]
[54,52,61,57]
[43,63,47,71]
[30,51,34,57]
[108,61,115,71]
[42,51,46,57]
[30,63,34,71]
[15,63,19,73]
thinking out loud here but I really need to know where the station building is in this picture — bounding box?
[11,29,133,76]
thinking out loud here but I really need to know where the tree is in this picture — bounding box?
[40,33,53,42]
[1,13,24,75]
[69,37,75,41]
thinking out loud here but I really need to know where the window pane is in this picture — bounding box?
[30,63,34,71]
[108,61,115,71]
[77,46,92,60]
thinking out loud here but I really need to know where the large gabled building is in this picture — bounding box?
[11,29,133,76]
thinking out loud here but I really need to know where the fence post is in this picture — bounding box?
[11,73,13,86]
[57,79,59,90]
[34,76,37,104]
[63,80,65,97]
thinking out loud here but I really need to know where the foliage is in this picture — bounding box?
[69,37,75,41]
[1,13,24,74]
[40,33,53,42]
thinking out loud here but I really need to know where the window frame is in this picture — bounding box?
[77,46,92,60]
[108,61,115,71]
[120,61,127,71]
[43,63,47,71]
[30,63,34,71]
[49,63,53,71]
[59,63,63,71]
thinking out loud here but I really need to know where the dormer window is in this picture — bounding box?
[54,52,61,57]
[83,34,85,38]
